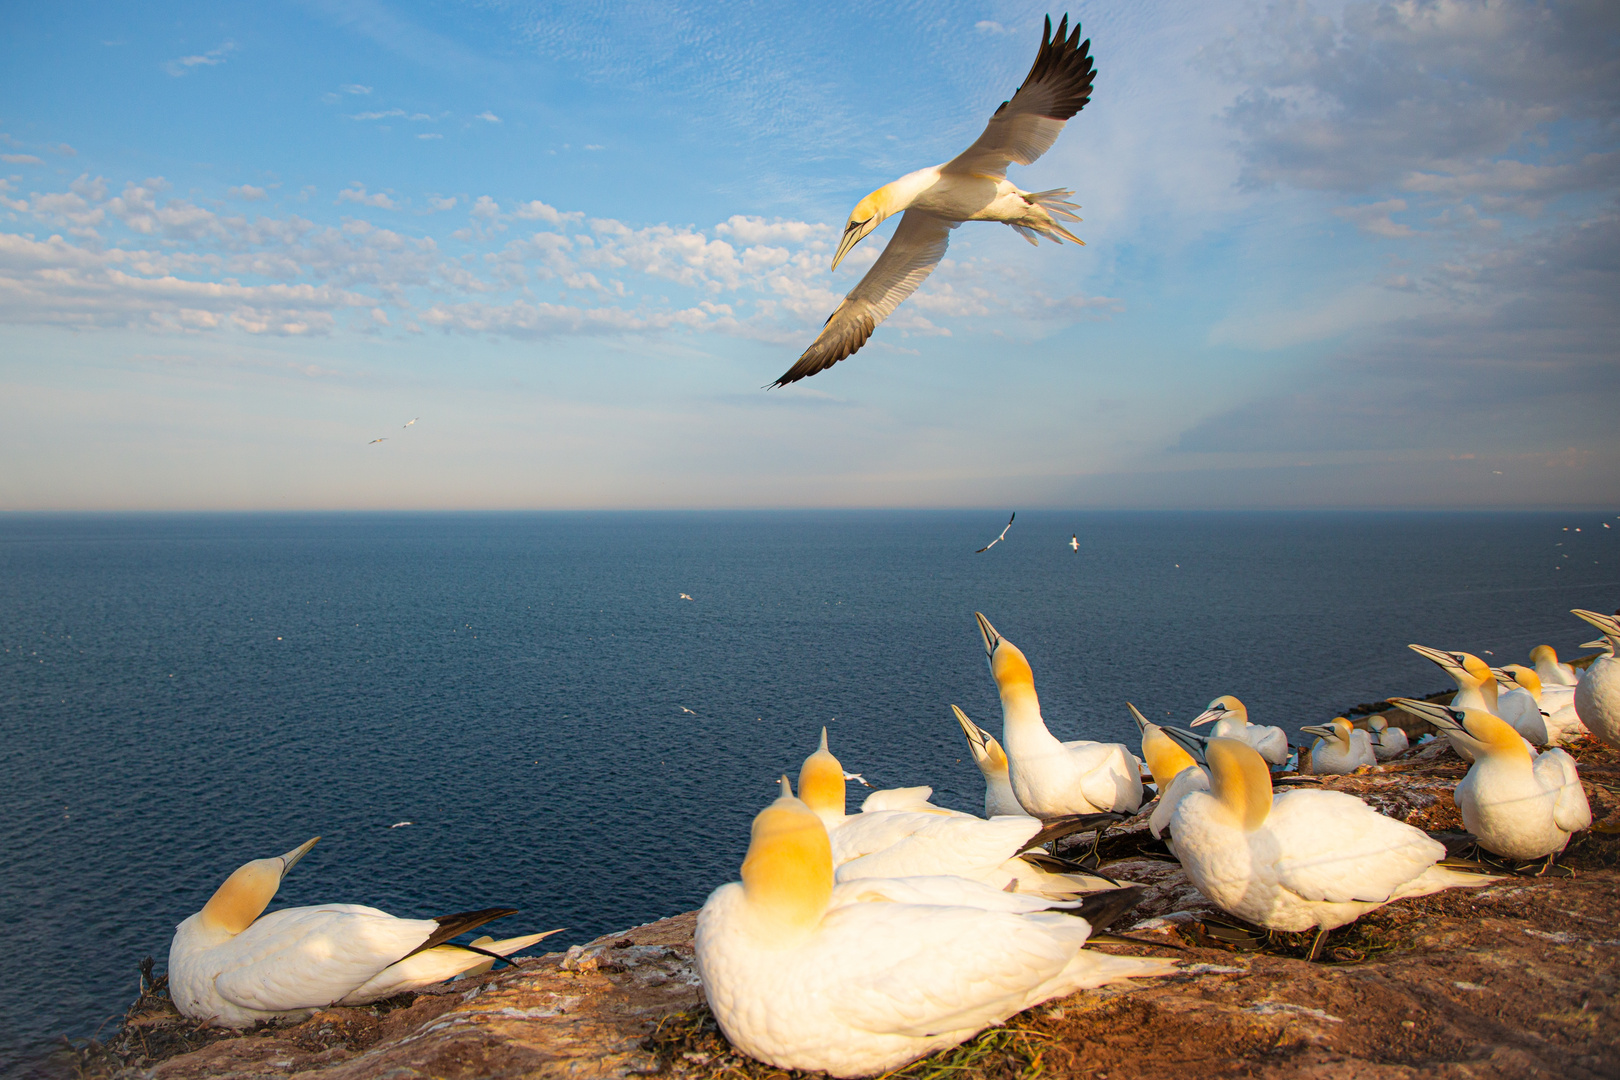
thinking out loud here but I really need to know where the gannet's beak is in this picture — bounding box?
[1573,609,1620,638]
[1409,643,1465,674]
[975,611,1001,657]
[951,705,989,753]
[1298,724,1337,740]
[278,836,320,879]
[830,218,871,272]
[1126,702,1153,735]
[1159,725,1209,763]
[1581,638,1609,650]
[1388,698,1465,732]
[1189,706,1225,728]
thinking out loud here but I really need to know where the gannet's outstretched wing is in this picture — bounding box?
[773,211,955,387]
[943,15,1095,179]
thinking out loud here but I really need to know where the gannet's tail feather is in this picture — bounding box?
[401,907,520,960]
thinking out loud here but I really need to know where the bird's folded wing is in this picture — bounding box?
[213,906,436,1012]
[835,816,1041,881]
[859,785,941,813]
[1536,749,1593,833]
[943,15,1095,178]
[773,210,955,386]
[821,902,1089,1037]
[1266,791,1445,903]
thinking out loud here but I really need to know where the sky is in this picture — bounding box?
[1,0,1616,510]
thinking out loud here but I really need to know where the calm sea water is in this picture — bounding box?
[2,510,1616,1074]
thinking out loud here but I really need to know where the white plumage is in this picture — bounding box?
[976,612,1143,817]
[1189,696,1289,766]
[1299,717,1377,775]
[694,782,1173,1077]
[952,704,1031,818]
[1366,716,1409,760]
[1572,610,1620,749]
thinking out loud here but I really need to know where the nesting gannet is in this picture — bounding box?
[694,779,1173,1076]
[1531,644,1580,687]
[1392,699,1590,865]
[1572,609,1620,748]
[1127,703,1206,844]
[952,704,1030,818]
[1298,718,1377,775]
[1366,716,1409,760]
[798,729,1113,897]
[976,612,1143,817]
[1157,729,1502,957]
[169,837,558,1028]
[1498,665,1584,744]
[1070,534,1079,552]
[975,512,1016,553]
[1408,645,1540,757]
[773,16,1095,385]
[1189,696,1289,767]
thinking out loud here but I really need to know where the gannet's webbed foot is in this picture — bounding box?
[1305,926,1329,963]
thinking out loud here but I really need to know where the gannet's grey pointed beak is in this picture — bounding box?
[1409,643,1464,673]
[951,704,989,753]
[830,219,869,272]
[1160,725,1209,763]
[1388,698,1464,731]
[1572,609,1620,638]
[1298,724,1337,740]
[975,612,1001,657]
[1125,702,1153,735]
[1189,707,1224,728]
[278,836,320,879]
[1581,638,1609,650]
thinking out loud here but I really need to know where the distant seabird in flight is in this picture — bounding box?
[679,706,697,715]
[368,438,387,444]
[389,821,413,828]
[403,417,418,428]
[772,15,1096,386]
[680,593,694,601]
[976,513,1015,553]
[1069,534,1079,552]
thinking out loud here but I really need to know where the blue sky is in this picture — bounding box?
[2,0,1616,510]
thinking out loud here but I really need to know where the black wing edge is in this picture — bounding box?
[770,310,876,388]
[400,906,520,961]
[991,14,1096,122]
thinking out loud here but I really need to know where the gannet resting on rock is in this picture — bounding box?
[694,779,1174,1077]
[169,838,558,1028]
[1366,716,1409,760]
[773,16,1095,386]
[1158,729,1503,958]
[1408,645,1540,757]
[1573,610,1620,748]
[976,612,1143,817]
[1126,703,1206,845]
[1498,665,1584,744]
[1392,699,1590,865]
[798,729,1117,897]
[1531,644,1580,687]
[952,704,1030,818]
[1189,696,1289,767]
[1299,718,1377,775]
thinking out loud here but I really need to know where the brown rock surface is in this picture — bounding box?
[64,741,1620,1080]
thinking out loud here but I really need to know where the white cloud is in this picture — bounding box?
[476,111,500,123]
[340,84,373,95]
[428,196,457,211]
[164,41,236,77]
[1332,199,1414,238]
[227,184,268,201]
[417,133,442,140]
[511,199,582,225]
[1,154,42,165]
[336,184,397,210]
[351,109,407,121]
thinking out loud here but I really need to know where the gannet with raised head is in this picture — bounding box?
[1158,729,1502,958]
[1127,702,1206,844]
[976,612,1143,818]
[1530,644,1580,687]
[952,704,1031,818]
[1189,696,1289,766]
[1392,699,1590,864]
[773,16,1096,386]
[694,779,1174,1077]
[1408,645,1541,757]
[1298,717,1377,775]
[168,838,558,1028]
[1366,716,1409,760]
[1498,664,1584,744]
[1573,609,1620,747]
[798,729,1116,897]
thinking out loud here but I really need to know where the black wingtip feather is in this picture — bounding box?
[1072,886,1148,934]
[400,906,520,961]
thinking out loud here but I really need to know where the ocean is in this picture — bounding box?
[1,510,1615,1075]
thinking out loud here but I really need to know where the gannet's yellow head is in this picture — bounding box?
[740,778,833,931]
[1204,737,1272,832]
[198,836,319,935]
[1530,644,1559,666]
[975,612,1038,711]
[1191,695,1247,728]
[1500,664,1543,701]
[1410,645,1497,705]
[1368,715,1388,733]
[831,187,900,271]
[1126,703,1196,787]
[1391,698,1528,764]
[797,728,847,822]
[951,705,1009,776]
[1300,716,1355,752]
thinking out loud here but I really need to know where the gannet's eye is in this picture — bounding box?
[847,219,868,232]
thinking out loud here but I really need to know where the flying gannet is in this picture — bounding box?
[368,437,387,444]
[1189,696,1289,767]
[1158,728,1502,959]
[403,417,418,428]
[976,612,1144,817]
[1070,534,1079,552]
[975,512,1016,553]
[1298,717,1377,775]
[797,728,1116,897]
[1365,716,1409,760]
[772,16,1095,386]
[1392,699,1590,867]
[951,704,1030,818]
[694,778,1173,1076]
[168,837,559,1028]
[1572,609,1620,748]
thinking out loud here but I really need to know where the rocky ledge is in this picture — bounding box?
[66,740,1620,1080]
